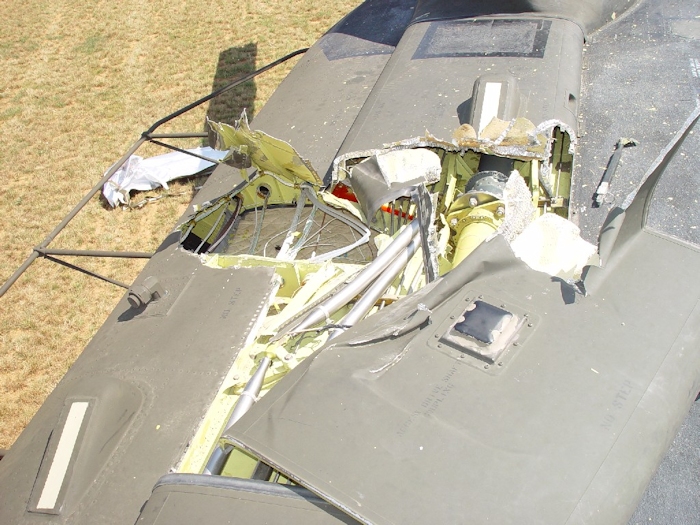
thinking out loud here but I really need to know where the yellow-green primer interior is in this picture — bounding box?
[177,122,575,479]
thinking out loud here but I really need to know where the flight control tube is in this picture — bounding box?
[329,233,422,340]
[291,220,420,333]
[203,357,271,476]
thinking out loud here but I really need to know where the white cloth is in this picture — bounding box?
[102,147,228,207]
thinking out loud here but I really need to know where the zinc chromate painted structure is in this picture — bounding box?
[2,0,700,523]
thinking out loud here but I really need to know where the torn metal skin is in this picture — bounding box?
[7,2,700,524]
[173,100,590,481]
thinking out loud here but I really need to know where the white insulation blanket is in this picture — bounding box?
[102,147,227,207]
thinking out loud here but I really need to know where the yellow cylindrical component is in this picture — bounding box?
[452,219,498,266]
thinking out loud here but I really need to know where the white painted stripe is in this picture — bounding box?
[478,82,503,135]
[36,402,89,510]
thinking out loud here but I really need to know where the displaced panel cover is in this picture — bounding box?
[228,231,700,525]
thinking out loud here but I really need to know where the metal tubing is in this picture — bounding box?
[44,256,130,289]
[195,203,229,253]
[0,48,309,299]
[203,357,271,476]
[147,140,224,164]
[222,357,271,434]
[1,248,149,296]
[36,248,153,259]
[206,197,243,254]
[300,185,370,263]
[291,220,420,333]
[275,194,308,259]
[288,199,316,258]
[48,137,148,248]
[202,444,233,477]
[330,233,421,340]
[248,196,269,255]
[146,132,209,139]
[0,136,147,299]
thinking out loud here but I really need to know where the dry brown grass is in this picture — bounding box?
[0,0,360,448]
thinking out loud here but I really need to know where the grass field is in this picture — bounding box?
[0,0,360,449]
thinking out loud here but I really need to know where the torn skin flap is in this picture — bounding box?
[209,112,323,187]
[334,116,575,183]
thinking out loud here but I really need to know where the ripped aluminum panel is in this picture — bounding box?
[209,111,323,187]
[333,116,576,182]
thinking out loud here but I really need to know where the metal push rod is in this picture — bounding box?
[44,256,130,290]
[290,220,420,333]
[35,248,153,259]
[147,139,225,164]
[0,48,309,299]
[329,233,422,340]
[203,357,272,476]
[147,132,209,139]
[0,135,147,298]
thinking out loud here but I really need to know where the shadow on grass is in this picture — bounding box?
[205,43,257,130]
[98,44,258,210]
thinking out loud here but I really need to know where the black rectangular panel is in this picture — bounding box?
[413,19,551,59]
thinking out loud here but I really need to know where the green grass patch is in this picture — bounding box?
[73,34,105,54]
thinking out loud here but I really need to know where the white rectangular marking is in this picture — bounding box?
[478,82,503,135]
[36,402,89,510]
[690,58,700,78]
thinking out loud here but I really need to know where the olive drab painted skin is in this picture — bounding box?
[3,1,700,524]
